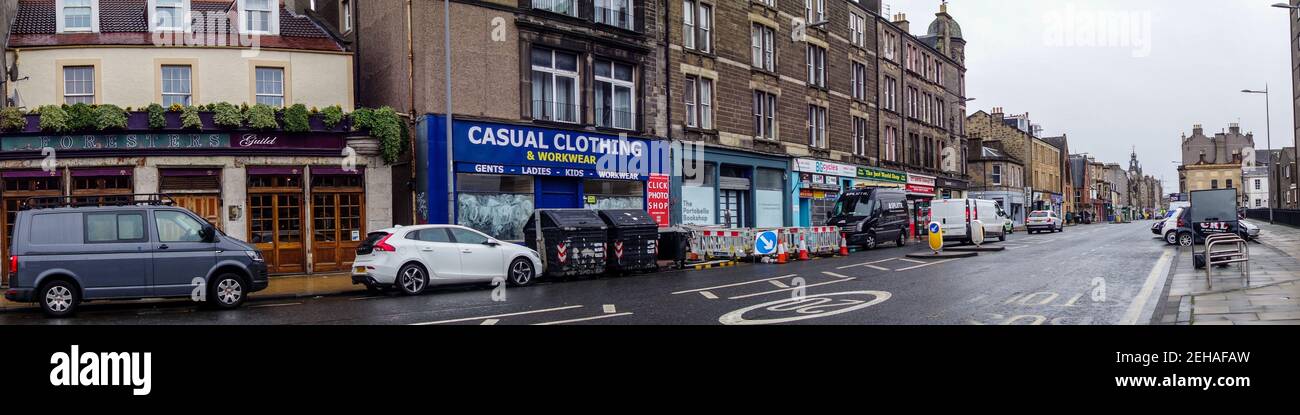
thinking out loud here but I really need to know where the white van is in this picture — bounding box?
[929,199,1008,243]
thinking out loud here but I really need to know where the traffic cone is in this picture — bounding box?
[798,234,810,261]
[777,241,788,264]
[839,234,850,256]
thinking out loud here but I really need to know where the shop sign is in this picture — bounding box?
[937,178,968,190]
[794,158,857,178]
[452,120,667,179]
[907,174,936,187]
[647,174,671,228]
[1,132,345,153]
[906,184,936,196]
[856,167,907,184]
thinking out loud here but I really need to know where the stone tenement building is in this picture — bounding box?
[1178,123,1254,205]
[966,108,1063,213]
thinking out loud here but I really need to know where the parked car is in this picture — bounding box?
[929,199,1008,243]
[1160,207,1187,244]
[1168,207,1194,247]
[827,187,910,250]
[1001,209,1015,235]
[1026,210,1064,234]
[1239,219,1260,241]
[351,225,544,295]
[4,195,268,317]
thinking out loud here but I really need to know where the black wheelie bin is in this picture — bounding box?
[524,209,608,278]
[597,209,660,274]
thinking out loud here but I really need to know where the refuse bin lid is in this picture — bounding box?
[598,209,657,227]
[530,209,606,228]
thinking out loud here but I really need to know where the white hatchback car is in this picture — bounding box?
[351,225,544,295]
[1026,210,1064,234]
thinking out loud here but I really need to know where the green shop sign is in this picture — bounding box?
[2,133,230,152]
[856,166,907,183]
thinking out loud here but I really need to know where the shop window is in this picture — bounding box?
[583,180,644,209]
[248,174,300,189]
[456,173,535,241]
[72,173,133,205]
[311,174,363,188]
[681,162,716,225]
[755,168,784,228]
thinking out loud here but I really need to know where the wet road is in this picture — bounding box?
[0,221,1175,325]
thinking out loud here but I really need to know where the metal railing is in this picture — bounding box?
[531,100,581,124]
[1245,208,1300,227]
[1202,233,1250,289]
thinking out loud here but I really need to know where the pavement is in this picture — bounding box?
[1155,221,1300,325]
[0,220,1184,325]
[0,272,358,312]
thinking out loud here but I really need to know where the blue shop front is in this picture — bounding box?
[671,144,791,229]
[420,115,670,241]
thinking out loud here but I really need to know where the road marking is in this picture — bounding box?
[865,265,891,271]
[822,271,853,279]
[719,291,892,325]
[351,295,387,301]
[895,258,959,271]
[533,312,634,325]
[898,258,927,264]
[699,291,719,299]
[967,294,988,303]
[769,280,790,288]
[409,305,584,325]
[480,319,500,325]
[248,302,301,308]
[602,304,617,314]
[671,274,798,294]
[1119,249,1175,325]
[728,275,854,300]
[836,257,901,269]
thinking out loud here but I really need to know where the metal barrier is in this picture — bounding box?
[1202,233,1250,289]
[803,226,841,255]
[684,226,844,261]
[687,227,753,260]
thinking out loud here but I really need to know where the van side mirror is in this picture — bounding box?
[201,224,217,243]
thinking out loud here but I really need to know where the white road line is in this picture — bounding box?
[898,258,927,264]
[1119,249,1175,325]
[822,271,853,279]
[409,305,584,325]
[727,278,855,300]
[699,291,719,299]
[350,296,386,301]
[865,265,891,271]
[602,304,617,314]
[533,312,634,325]
[769,280,790,288]
[480,319,500,325]
[895,258,959,271]
[671,274,798,294]
[836,257,901,269]
[248,302,301,308]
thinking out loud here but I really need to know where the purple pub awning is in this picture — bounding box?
[311,166,365,175]
[247,166,303,175]
[160,168,221,177]
[71,168,133,177]
[1,170,61,178]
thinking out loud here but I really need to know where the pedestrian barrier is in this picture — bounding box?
[803,226,841,256]
[686,227,754,260]
[685,226,845,262]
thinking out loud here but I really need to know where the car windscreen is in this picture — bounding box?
[832,192,875,217]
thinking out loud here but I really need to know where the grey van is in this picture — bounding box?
[3,195,268,317]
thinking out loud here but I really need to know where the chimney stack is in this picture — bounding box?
[893,13,909,33]
[991,107,1004,123]
[1229,122,1240,135]
[1193,124,1203,136]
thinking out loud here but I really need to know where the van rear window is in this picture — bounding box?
[27,213,82,245]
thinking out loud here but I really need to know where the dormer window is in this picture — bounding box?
[57,0,99,33]
[239,0,280,35]
[150,0,191,32]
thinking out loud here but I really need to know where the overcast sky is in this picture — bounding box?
[889,0,1295,192]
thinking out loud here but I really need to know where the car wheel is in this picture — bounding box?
[895,231,906,247]
[397,264,429,295]
[507,258,536,287]
[1178,232,1194,247]
[209,273,247,310]
[1164,230,1178,245]
[39,280,79,317]
[862,233,877,250]
[999,233,1007,242]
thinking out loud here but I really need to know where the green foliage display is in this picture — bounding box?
[0,106,27,131]
[321,105,345,129]
[65,103,95,131]
[38,105,71,133]
[246,104,279,130]
[93,104,129,131]
[212,102,243,128]
[181,106,203,130]
[352,106,406,164]
[147,104,167,129]
[283,104,311,133]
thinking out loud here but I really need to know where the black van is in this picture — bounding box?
[826,187,910,250]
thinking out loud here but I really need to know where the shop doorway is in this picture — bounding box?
[0,172,63,286]
[310,172,365,273]
[536,177,581,209]
[160,170,224,230]
[720,189,746,228]
[248,171,306,274]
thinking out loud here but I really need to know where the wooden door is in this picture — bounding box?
[249,193,305,274]
[173,194,223,231]
[310,192,365,272]
[1,174,63,286]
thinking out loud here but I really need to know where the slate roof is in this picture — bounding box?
[8,0,342,51]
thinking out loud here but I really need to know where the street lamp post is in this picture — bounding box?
[1242,86,1275,223]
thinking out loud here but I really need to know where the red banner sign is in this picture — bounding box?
[906,184,936,196]
[647,174,671,228]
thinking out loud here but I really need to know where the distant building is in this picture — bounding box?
[967,138,1027,226]
[1178,124,1253,208]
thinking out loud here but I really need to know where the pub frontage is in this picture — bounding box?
[0,118,392,278]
